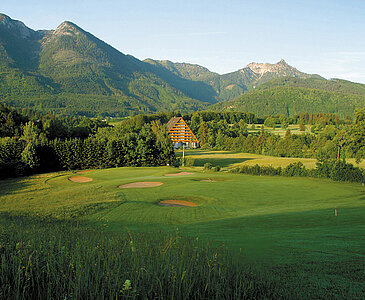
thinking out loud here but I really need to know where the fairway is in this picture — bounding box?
[178,149,365,170]
[0,166,364,297]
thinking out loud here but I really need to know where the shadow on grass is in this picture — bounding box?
[175,150,255,167]
[192,157,254,167]
[0,177,32,197]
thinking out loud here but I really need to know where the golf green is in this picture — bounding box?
[1,166,364,295]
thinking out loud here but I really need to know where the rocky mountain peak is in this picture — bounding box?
[0,13,36,39]
[54,21,82,37]
[246,59,296,76]
[0,13,10,23]
[277,59,288,65]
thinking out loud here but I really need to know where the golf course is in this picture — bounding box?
[1,160,364,299]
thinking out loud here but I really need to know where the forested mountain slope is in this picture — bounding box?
[1,13,365,117]
[0,14,212,116]
[209,86,365,117]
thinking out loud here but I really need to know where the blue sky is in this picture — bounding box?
[2,0,365,83]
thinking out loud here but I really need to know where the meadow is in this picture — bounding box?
[179,149,365,170]
[0,160,364,299]
[247,123,312,136]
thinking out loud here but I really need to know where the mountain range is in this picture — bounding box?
[1,13,364,117]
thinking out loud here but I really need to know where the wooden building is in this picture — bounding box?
[166,116,199,148]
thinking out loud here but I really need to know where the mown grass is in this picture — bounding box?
[178,149,365,170]
[0,165,364,298]
[247,124,312,136]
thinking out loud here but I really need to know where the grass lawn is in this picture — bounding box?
[178,149,365,170]
[248,124,312,136]
[0,165,364,298]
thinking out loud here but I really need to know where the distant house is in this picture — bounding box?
[166,116,199,149]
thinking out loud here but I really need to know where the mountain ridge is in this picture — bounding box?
[0,13,364,117]
[145,58,320,101]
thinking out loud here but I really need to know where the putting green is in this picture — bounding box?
[1,167,364,226]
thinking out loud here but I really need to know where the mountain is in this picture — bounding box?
[209,86,365,117]
[207,75,365,117]
[144,59,219,81]
[1,13,365,118]
[258,76,365,95]
[144,58,319,101]
[0,14,213,116]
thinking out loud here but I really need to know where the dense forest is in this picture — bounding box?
[0,103,175,178]
[180,110,363,162]
[1,101,365,181]
[210,86,365,117]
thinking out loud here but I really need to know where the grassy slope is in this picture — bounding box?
[178,149,365,170]
[1,165,364,297]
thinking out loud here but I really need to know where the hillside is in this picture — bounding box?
[145,58,318,101]
[1,13,365,117]
[0,14,212,116]
[209,86,365,117]
[258,76,365,95]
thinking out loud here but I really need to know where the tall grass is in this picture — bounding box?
[0,214,292,299]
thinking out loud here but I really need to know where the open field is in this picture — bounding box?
[179,149,365,170]
[248,123,312,136]
[0,166,364,298]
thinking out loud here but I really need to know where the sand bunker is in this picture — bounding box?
[76,170,95,174]
[158,200,197,207]
[164,172,195,177]
[118,182,164,189]
[200,179,217,182]
[68,176,93,183]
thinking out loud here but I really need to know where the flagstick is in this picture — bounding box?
[182,143,185,167]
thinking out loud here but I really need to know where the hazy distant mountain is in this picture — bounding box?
[1,13,365,117]
[145,58,319,101]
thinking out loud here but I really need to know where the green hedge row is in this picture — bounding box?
[231,160,365,183]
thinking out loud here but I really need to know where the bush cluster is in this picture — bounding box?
[231,160,365,183]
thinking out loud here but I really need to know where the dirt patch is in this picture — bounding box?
[225,84,236,90]
[118,182,164,189]
[158,200,197,207]
[68,176,93,183]
[164,172,195,177]
[76,170,96,174]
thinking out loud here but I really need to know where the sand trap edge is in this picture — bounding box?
[76,170,96,174]
[118,182,164,189]
[68,176,93,183]
[158,200,197,207]
[164,172,195,177]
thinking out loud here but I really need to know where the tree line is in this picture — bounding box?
[0,103,175,179]
[231,160,364,183]
[180,111,364,163]
[1,103,365,180]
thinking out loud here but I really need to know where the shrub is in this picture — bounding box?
[212,166,221,172]
[282,162,308,177]
[316,159,364,182]
[185,157,195,167]
[204,163,212,170]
